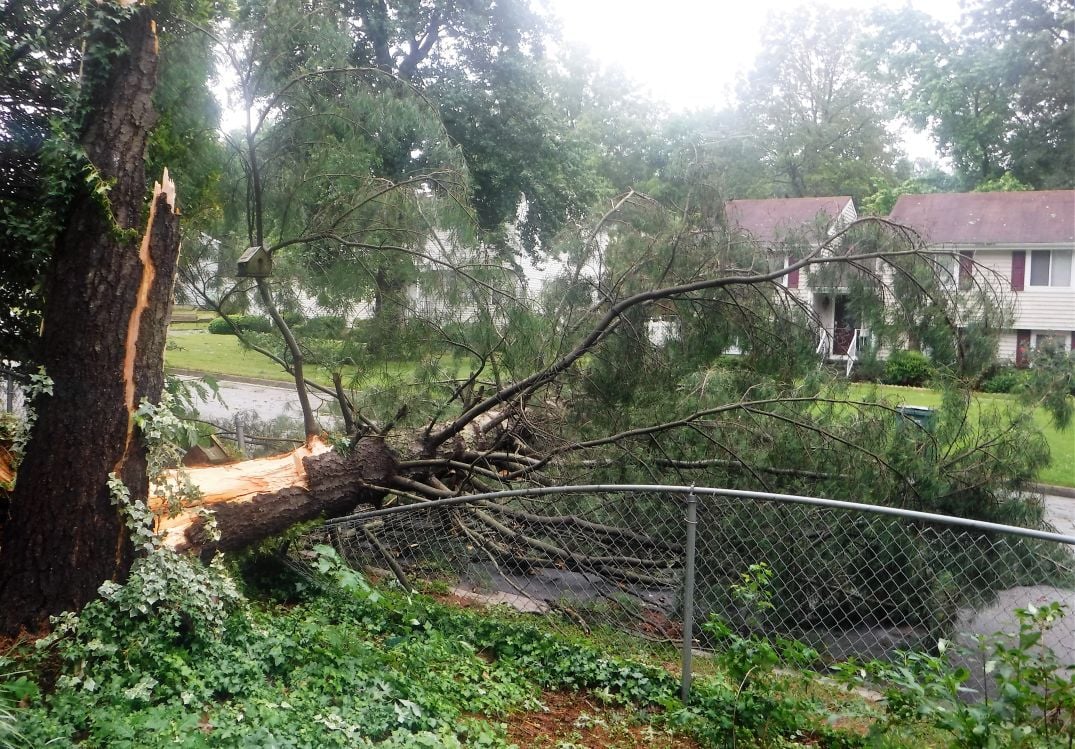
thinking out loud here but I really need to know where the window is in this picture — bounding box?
[1036,333,1068,350]
[777,254,800,288]
[933,252,972,288]
[1028,250,1072,287]
[958,250,974,290]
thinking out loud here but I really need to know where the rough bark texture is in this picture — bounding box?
[0,6,179,634]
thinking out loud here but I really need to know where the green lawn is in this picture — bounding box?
[166,331,303,383]
[165,329,467,389]
[848,384,1074,489]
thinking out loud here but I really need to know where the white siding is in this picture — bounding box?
[837,199,858,227]
[996,329,1074,364]
[1016,289,1075,330]
[997,331,1018,362]
[969,247,1075,331]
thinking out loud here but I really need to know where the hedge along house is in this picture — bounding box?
[888,191,1075,366]
[724,196,863,365]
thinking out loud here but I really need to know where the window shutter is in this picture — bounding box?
[958,251,974,289]
[1016,330,1031,367]
[787,267,799,289]
[1011,251,1025,291]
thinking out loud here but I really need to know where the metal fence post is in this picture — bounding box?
[235,415,246,456]
[680,489,698,704]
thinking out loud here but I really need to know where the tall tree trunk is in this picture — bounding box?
[0,4,180,634]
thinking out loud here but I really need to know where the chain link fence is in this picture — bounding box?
[311,485,1075,677]
[0,369,24,417]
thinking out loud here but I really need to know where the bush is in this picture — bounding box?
[849,353,885,383]
[297,315,347,340]
[837,602,1075,748]
[882,349,933,386]
[280,310,305,327]
[979,365,1029,394]
[207,315,273,335]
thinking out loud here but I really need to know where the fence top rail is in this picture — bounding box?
[321,483,1075,546]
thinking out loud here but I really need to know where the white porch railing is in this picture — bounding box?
[845,329,859,376]
[815,329,831,358]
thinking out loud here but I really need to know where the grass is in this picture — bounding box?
[166,331,301,383]
[846,383,1074,488]
[165,328,468,389]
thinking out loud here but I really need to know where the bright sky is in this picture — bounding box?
[544,0,966,161]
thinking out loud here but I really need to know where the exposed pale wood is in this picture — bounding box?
[0,447,13,486]
[154,437,330,514]
[153,436,397,554]
[154,437,332,548]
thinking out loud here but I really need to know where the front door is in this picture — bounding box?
[832,296,856,356]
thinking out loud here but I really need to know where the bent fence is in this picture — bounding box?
[311,485,1075,695]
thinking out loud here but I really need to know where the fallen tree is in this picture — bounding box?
[154,436,394,554]
[2,3,1065,639]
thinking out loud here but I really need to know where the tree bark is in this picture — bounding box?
[0,5,180,634]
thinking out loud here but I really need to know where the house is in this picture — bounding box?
[888,191,1075,365]
[725,196,862,362]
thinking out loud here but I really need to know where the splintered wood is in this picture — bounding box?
[153,437,332,549]
[0,447,13,486]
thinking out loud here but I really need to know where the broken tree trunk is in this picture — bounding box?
[0,4,181,634]
[155,436,398,556]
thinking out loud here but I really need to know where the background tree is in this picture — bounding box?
[866,0,1074,190]
[0,0,85,372]
[342,0,607,251]
[735,5,900,201]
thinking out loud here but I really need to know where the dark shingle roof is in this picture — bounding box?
[725,196,853,243]
[888,191,1075,245]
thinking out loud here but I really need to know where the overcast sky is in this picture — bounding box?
[543,0,966,160]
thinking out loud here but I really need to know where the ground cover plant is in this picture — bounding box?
[2,549,878,749]
[833,602,1075,748]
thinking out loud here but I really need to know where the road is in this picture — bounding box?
[1044,492,1075,537]
[175,374,339,430]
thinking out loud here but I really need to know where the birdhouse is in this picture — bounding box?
[237,245,272,277]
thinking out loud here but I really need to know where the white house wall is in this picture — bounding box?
[949,246,1074,333]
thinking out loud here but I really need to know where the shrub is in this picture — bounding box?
[297,315,347,340]
[849,352,885,383]
[207,315,273,335]
[979,365,1029,394]
[280,310,305,327]
[836,602,1075,748]
[882,349,933,386]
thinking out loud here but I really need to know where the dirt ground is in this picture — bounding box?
[504,691,699,749]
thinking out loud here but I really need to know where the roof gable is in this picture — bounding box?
[725,196,854,244]
[888,191,1075,245]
